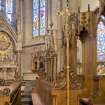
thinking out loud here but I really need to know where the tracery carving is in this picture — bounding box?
[53,70,82,90]
[69,70,82,90]
[79,11,97,37]
[0,13,17,42]
[53,71,66,89]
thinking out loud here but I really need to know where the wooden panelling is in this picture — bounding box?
[32,80,80,105]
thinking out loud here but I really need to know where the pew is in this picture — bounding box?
[0,81,21,105]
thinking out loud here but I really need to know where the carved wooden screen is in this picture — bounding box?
[97,15,105,75]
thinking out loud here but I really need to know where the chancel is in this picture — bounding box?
[0,0,105,105]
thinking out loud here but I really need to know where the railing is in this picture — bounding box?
[10,83,21,105]
[0,82,21,105]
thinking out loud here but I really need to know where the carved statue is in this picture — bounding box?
[53,70,66,89]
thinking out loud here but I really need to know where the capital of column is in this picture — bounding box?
[16,42,22,52]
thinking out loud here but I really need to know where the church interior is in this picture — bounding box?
[0,0,105,105]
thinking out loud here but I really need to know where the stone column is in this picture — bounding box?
[3,68,7,81]
[50,57,54,81]
[53,56,57,80]
[57,0,64,73]
[44,57,48,77]
[16,0,23,79]
[16,51,22,79]
[24,0,32,44]
[47,58,51,81]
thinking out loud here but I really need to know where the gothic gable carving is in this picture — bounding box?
[0,13,17,47]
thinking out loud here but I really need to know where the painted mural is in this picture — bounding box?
[0,31,16,65]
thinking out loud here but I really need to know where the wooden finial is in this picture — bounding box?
[78,6,80,13]
[66,0,69,7]
[88,4,90,12]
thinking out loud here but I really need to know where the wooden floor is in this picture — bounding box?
[93,104,105,105]
[94,104,105,105]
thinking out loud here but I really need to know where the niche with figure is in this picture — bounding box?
[0,31,16,65]
[32,49,45,73]
[33,58,45,72]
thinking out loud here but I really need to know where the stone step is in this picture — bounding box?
[21,97,32,102]
[21,80,35,105]
[21,91,32,95]
[21,101,33,105]
[21,95,31,99]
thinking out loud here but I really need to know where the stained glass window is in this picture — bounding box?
[97,15,105,75]
[0,0,1,11]
[33,0,46,36]
[0,0,5,12]
[0,0,16,27]
[6,0,13,22]
[5,0,16,27]
[97,20,105,61]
